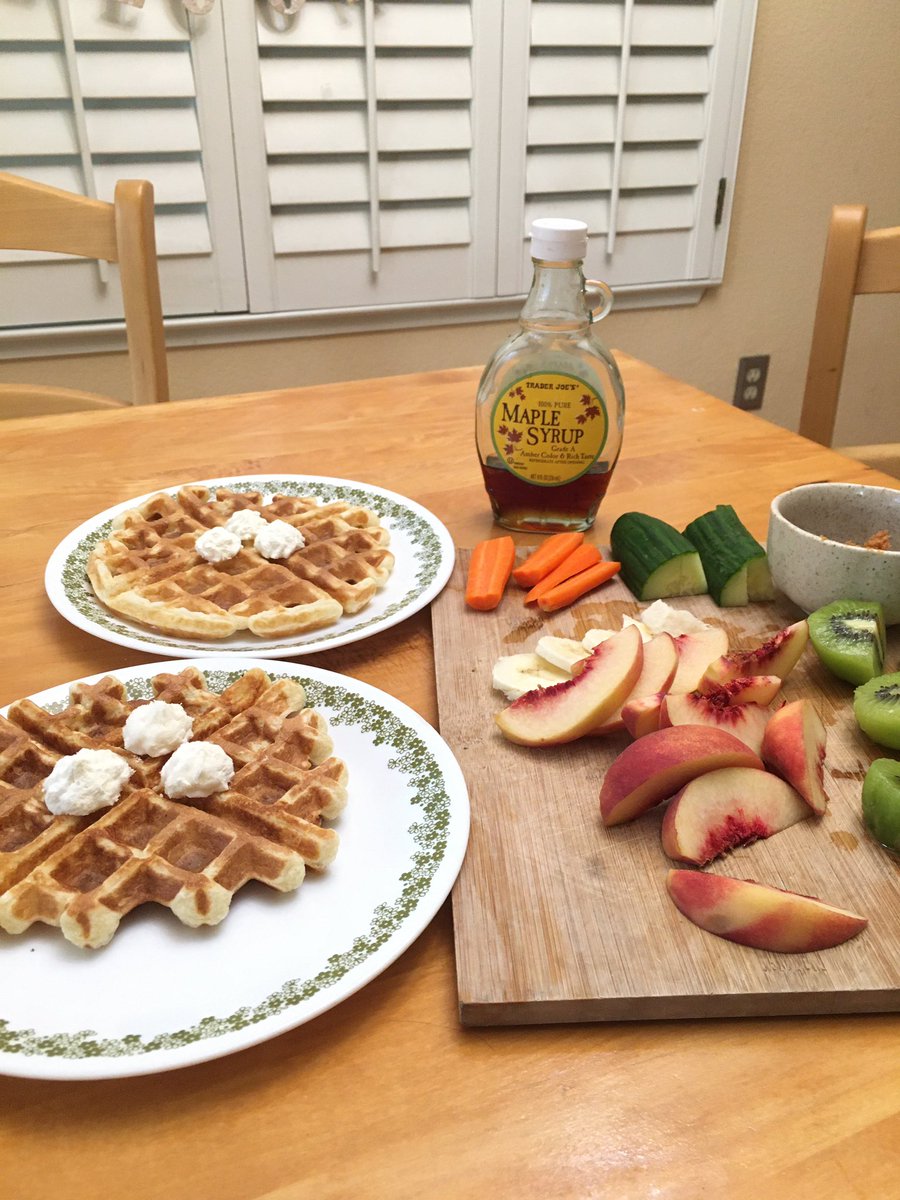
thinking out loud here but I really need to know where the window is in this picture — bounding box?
[0,0,244,326]
[0,0,757,334]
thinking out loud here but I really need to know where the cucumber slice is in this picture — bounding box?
[683,505,774,606]
[746,553,776,602]
[610,513,707,601]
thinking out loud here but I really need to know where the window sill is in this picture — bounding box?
[0,281,710,360]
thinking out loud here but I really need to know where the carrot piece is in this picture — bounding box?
[536,561,622,613]
[523,543,603,604]
[465,536,516,610]
[511,532,584,588]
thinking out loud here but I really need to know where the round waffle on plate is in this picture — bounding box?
[0,657,469,1080]
[87,484,395,640]
[0,666,347,949]
[45,475,455,659]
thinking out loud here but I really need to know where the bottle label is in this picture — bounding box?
[490,371,608,486]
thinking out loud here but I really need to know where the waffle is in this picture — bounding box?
[87,485,395,639]
[0,667,348,949]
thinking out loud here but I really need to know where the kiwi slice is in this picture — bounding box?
[808,599,886,685]
[854,673,900,749]
[862,758,900,852]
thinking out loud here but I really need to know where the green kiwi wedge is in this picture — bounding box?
[808,599,886,685]
[862,758,900,852]
[854,673,900,750]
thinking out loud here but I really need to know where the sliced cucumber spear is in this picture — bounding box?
[610,513,707,601]
[683,505,774,606]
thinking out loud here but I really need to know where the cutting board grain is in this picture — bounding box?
[433,552,900,1025]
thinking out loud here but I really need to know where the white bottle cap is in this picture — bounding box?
[530,217,588,262]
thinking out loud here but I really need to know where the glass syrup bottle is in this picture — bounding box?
[476,217,625,532]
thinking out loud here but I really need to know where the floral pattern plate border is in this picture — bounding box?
[45,475,455,658]
[0,656,469,1081]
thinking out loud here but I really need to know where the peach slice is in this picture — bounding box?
[695,675,782,704]
[661,767,811,865]
[621,691,666,739]
[495,624,643,746]
[599,726,764,826]
[761,698,829,814]
[590,632,678,735]
[700,620,809,689]
[665,870,867,952]
[660,689,771,755]
[670,628,729,693]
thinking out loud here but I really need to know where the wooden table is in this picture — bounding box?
[2,357,899,1199]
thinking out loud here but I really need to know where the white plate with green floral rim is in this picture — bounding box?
[0,656,469,1080]
[45,474,455,658]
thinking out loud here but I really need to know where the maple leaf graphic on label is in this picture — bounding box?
[508,429,523,443]
[515,387,525,399]
[497,423,509,436]
[580,394,592,407]
[577,413,587,425]
[584,405,601,420]
[504,442,515,456]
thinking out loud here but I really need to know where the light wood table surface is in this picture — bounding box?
[2,357,899,1199]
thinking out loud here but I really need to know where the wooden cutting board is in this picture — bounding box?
[433,552,900,1025]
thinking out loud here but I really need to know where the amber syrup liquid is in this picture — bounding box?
[480,458,614,532]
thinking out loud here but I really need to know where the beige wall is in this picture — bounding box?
[4,0,899,445]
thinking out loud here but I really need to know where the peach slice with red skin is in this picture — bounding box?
[495,624,643,746]
[661,767,811,865]
[590,632,678,735]
[665,870,867,952]
[599,726,764,826]
[761,698,829,814]
[621,691,666,739]
[660,689,771,755]
[670,628,729,693]
[700,620,809,689]
[696,675,782,704]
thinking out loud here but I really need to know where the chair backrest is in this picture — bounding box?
[799,204,900,446]
[0,172,170,406]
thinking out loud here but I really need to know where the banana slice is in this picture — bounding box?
[492,653,571,700]
[639,600,709,637]
[581,627,616,651]
[535,635,591,671]
[621,615,653,641]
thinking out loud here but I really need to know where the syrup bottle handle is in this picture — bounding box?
[586,279,613,322]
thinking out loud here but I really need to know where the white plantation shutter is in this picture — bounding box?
[497,0,755,296]
[0,0,755,338]
[224,0,503,313]
[0,0,245,328]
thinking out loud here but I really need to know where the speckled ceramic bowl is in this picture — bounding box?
[768,483,900,623]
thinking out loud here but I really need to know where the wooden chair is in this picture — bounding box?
[799,204,900,475]
[0,172,170,415]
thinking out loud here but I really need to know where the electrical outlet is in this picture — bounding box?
[733,355,769,410]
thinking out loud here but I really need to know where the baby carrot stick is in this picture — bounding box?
[465,536,516,610]
[511,531,584,588]
[523,543,602,604]
[536,561,622,613]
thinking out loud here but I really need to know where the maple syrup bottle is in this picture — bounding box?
[476,218,624,532]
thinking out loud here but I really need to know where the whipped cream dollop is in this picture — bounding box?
[123,701,193,757]
[43,748,132,816]
[254,518,305,560]
[225,508,267,542]
[160,741,234,799]
[195,525,241,563]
